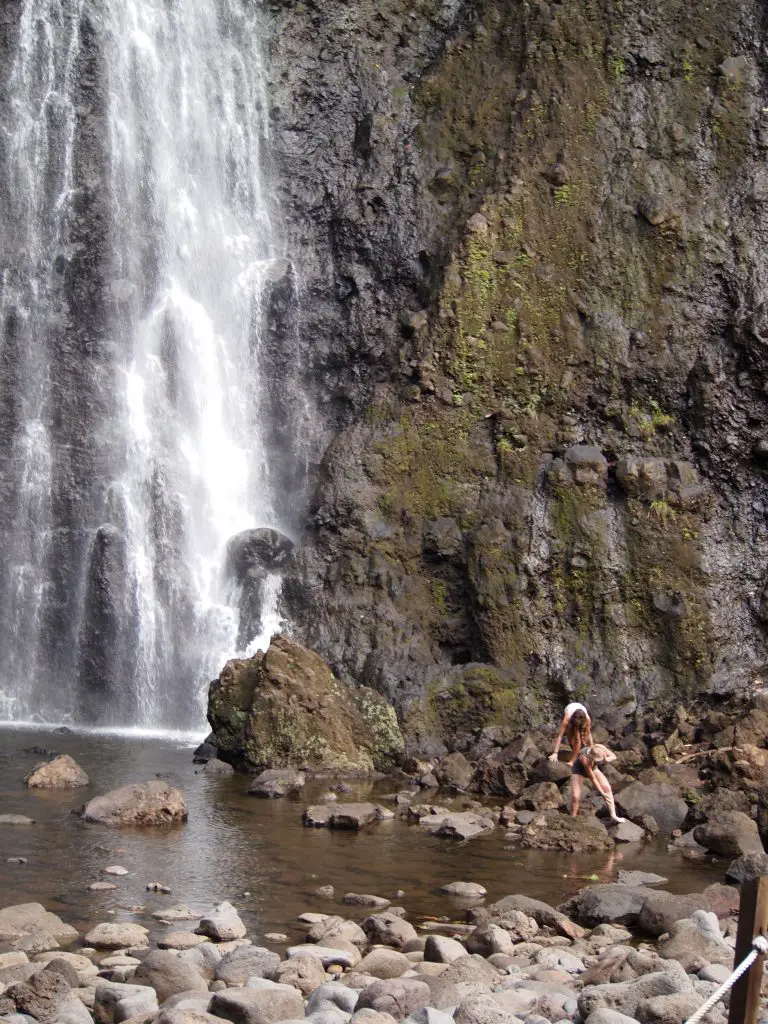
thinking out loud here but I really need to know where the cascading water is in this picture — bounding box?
[0,0,286,729]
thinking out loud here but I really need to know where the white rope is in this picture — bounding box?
[683,935,768,1024]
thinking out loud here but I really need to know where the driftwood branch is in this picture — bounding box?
[672,746,732,764]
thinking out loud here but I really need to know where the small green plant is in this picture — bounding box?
[682,57,694,83]
[682,526,698,541]
[516,251,534,268]
[650,400,674,431]
[608,55,626,82]
[497,437,513,454]
[650,499,676,525]
[553,184,572,206]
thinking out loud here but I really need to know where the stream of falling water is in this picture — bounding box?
[0,0,285,729]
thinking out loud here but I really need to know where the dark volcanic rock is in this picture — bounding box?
[265,0,768,751]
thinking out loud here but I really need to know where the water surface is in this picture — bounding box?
[0,727,725,945]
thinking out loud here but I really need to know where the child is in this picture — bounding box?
[571,742,626,824]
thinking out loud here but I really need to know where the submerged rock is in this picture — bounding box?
[248,769,306,798]
[208,635,404,773]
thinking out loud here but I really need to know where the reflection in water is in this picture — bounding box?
[0,728,723,942]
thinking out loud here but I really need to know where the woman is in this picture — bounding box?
[571,742,626,824]
[549,702,592,762]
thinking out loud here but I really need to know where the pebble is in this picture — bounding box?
[265,933,289,943]
[103,865,129,876]
[88,882,118,891]
[6,857,28,864]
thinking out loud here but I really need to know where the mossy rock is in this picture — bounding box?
[208,636,404,773]
[403,662,538,753]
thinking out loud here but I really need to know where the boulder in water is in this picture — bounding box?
[25,755,89,789]
[207,635,404,773]
[248,768,305,797]
[226,528,294,582]
[83,781,187,826]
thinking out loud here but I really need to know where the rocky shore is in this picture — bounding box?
[204,637,768,865]
[0,866,755,1024]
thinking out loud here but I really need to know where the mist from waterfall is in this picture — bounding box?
[0,0,285,729]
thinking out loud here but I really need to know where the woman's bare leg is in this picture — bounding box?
[570,774,583,817]
[593,769,624,822]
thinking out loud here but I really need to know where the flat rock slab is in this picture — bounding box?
[0,904,79,945]
[304,803,386,830]
[439,882,487,898]
[209,982,304,1024]
[84,922,149,949]
[157,932,210,950]
[151,906,201,922]
[88,882,118,892]
[419,812,495,841]
[343,894,391,908]
[0,815,35,825]
[616,871,668,887]
[286,945,359,968]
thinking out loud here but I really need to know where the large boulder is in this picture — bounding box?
[520,811,613,852]
[83,781,187,826]
[226,528,295,581]
[209,983,304,1024]
[215,947,281,985]
[355,948,413,978]
[559,885,650,928]
[578,970,691,1020]
[726,851,768,884]
[84,923,149,950]
[693,811,764,858]
[0,905,78,946]
[25,755,89,789]
[355,979,432,1018]
[657,911,733,972]
[195,903,246,942]
[614,784,688,834]
[1,969,92,1024]
[636,892,711,937]
[270,954,327,995]
[207,635,404,773]
[94,980,159,1024]
[482,893,586,939]
[362,913,418,950]
[131,950,208,1002]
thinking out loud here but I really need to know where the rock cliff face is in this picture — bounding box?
[261,0,768,753]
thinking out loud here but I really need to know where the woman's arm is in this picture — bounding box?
[548,715,568,760]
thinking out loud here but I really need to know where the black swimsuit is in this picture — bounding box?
[572,746,604,778]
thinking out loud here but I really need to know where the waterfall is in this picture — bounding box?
[0,0,285,729]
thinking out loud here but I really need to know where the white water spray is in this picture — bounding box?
[0,0,287,729]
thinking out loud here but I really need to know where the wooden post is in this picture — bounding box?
[728,876,768,1024]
